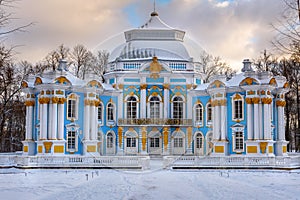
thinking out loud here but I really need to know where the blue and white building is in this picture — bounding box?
[21,11,289,159]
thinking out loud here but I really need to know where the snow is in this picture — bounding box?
[0,162,299,200]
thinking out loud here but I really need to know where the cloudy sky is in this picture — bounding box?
[6,0,285,69]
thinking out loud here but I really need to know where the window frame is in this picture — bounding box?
[97,102,104,125]
[106,101,116,126]
[231,124,245,153]
[66,124,79,152]
[206,103,212,126]
[148,95,162,119]
[126,96,138,119]
[194,102,203,127]
[232,94,244,121]
[172,96,185,119]
[67,93,79,121]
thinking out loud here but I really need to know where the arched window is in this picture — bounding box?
[97,102,103,124]
[67,94,79,120]
[127,96,137,119]
[150,96,160,119]
[173,96,183,119]
[206,103,212,125]
[107,103,114,121]
[232,94,244,121]
[107,133,113,148]
[194,103,203,126]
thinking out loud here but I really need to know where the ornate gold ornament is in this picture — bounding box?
[149,56,162,79]
[21,81,28,88]
[276,100,286,107]
[259,142,268,154]
[24,100,35,107]
[163,83,170,90]
[34,77,43,85]
[187,127,192,148]
[118,127,123,148]
[252,97,260,104]
[163,127,169,150]
[142,127,147,151]
[245,98,252,104]
[261,97,272,104]
[52,97,59,104]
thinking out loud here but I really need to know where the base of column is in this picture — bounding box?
[211,140,229,156]
[83,140,99,156]
[22,140,36,156]
[275,140,289,156]
[245,140,275,156]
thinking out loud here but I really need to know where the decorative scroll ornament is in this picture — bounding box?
[163,127,169,150]
[118,127,123,148]
[142,127,147,151]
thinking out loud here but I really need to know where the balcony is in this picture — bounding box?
[118,118,192,126]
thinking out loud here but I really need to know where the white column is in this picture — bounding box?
[42,103,48,140]
[278,106,285,140]
[52,103,58,140]
[214,105,220,140]
[25,106,29,140]
[220,104,226,140]
[48,102,53,139]
[28,105,33,140]
[57,101,65,140]
[212,105,217,140]
[258,103,263,139]
[246,102,253,140]
[163,85,169,119]
[39,101,43,140]
[84,100,90,141]
[90,102,96,140]
[140,84,147,118]
[263,103,271,140]
[253,103,259,139]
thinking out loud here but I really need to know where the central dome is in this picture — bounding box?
[108,12,205,64]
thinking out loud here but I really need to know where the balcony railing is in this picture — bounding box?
[118,118,192,126]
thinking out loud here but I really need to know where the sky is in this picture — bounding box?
[5,0,286,70]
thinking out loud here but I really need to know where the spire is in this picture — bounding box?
[151,0,158,16]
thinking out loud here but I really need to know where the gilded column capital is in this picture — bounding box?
[245,98,252,104]
[276,100,286,107]
[163,83,170,90]
[219,99,227,106]
[24,100,35,107]
[84,99,90,106]
[261,97,272,104]
[252,97,260,104]
[58,98,66,104]
[140,84,147,90]
[52,97,59,104]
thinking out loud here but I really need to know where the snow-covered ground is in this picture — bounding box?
[0,161,299,200]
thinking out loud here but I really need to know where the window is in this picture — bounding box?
[150,138,160,148]
[107,132,114,148]
[234,132,244,152]
[232,94,244,121]
[195,133,203,149]
[150,96,160,119]
[67,130,76,151]
[174,138,183,148]
[67,94,78,120]
[195,103,203,126]
[98,103,103,122]
[107,103,114,121]
[127,96,137,119]
[206,103,212,124]
[126,137,136,147]
[173,96,183,119]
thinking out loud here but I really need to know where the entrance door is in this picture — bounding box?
[194,132,204,156]
[172,131,185,155]
[106,132,115,155]
[148,131,162,155]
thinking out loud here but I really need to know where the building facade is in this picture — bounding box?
[21,12,289,158]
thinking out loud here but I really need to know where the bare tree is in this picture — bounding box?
[199,52,236,83]
[70,44,90,78]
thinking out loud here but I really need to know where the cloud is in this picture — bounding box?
[7,0,285,70]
